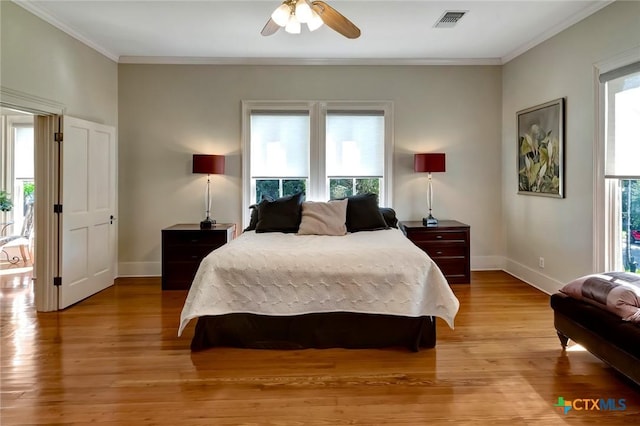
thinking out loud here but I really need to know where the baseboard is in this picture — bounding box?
[118,262,161,277]
[503,258,565,295]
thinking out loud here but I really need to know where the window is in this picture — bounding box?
[326,111,385,200]
[599,61,640,274]
[250,111,310,201]
[242,101,393,226]
[1,116,34,236]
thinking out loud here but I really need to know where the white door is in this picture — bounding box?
[59,116,116,308]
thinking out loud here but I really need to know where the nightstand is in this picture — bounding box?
[161,223,235,290]
[400,220,470,284]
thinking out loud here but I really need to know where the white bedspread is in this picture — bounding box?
[178,228,459,335]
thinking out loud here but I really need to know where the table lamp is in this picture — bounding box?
[192,154,225,229]
[414,153,446,227]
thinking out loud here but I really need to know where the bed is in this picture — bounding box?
[178,194,460,351]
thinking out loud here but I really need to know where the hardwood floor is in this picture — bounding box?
[1,267,638,425]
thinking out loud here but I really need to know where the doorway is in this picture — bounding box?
[1,90,117,311]
[1,109,35,271]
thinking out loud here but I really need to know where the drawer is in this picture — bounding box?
[432,257,467,277]
[406,230,467,243]
[416,244,466,258]
[166,245,218,261]
[163,231,226,246]
[163,260,201,282]
[443,274,468,284]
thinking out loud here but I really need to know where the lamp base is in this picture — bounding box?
[422,215,438,227]
[200,217,216,229]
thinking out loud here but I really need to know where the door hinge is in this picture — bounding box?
[53,276,62,287]
[54,132,63,142]
[54,204,63,214]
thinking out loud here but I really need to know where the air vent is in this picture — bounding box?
[434,11,467,28]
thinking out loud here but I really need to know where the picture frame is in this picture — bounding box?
[517,97,565,198]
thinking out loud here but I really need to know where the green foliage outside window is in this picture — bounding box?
[0,191,12,212]
[257,177,379,202]
[330,178,380,199]
[356,178,379,196]
[283,180,306,198]
[24,182,35,200]
[256,179,307,201]
[622,180,640,231]
[329,179,353,199]
[621,179,639,273]
[256,180,279,201]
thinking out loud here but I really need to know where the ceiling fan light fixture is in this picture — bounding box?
[295,0,313,23]
[307,10,324,31]
[262,0,359,38]
[271,3,291,27]
[285,15,301,34]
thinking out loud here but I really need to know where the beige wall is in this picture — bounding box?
[118,64,503,275]
[0,2,118,125]
[501,0,640,293]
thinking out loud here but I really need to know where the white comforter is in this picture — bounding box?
[178,228,459,335]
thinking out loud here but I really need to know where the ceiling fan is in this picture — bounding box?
[262,0,361,39]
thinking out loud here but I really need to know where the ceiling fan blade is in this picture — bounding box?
[261,18,281,36]
[311,1,361,39]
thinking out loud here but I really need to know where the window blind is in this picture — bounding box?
[599,61,640,83]
[14,126,34,178]
[325,112,384,177]
[250,112,309,178]
[603,67,640,179]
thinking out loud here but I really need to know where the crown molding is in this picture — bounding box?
[117,56,502,66]
[501,0,614,64]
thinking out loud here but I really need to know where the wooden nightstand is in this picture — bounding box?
[400,220,470,284]
[161,223,235,290]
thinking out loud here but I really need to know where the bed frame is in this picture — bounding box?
[191,312,436,352]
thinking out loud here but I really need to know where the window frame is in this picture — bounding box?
[594,50,640,272]
[241,100,394,227]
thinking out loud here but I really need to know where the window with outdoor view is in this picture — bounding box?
[601,62,640,274]
[1,117,34,238]
[249,111,310,202]
[242,101,393,226]
[326,111,384,200]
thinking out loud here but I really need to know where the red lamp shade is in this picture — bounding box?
[414,153,446,173]
[192,154,225,175]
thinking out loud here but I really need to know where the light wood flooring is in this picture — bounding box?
[1,265,639,425]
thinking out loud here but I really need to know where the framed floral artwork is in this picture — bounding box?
[517,98,565,198]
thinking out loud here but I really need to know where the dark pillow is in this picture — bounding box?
[244,195,274,232]
[255,192,304,233]
[379,207,398,229]
[343,193,388,232]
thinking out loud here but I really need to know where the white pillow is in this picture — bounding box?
[297,200,348,236]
